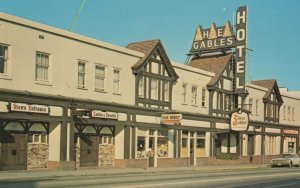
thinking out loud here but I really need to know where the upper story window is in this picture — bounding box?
[283,105,286,120]
[191,85,198,105]
[255,99,259,115]
[292,107,295,121]
[163,81,169,102]
[0,44,8,75]
[78,61,86,88]
[201,87,206,107]
[151,78,158,100]
[95,64,105,91]
[182,83,187,104]
[249,98,253,113]
[287,106,291,121]
[225,94,231,111]
[113,68,120,94]
[36,52,50,81]
[138,76,144,98]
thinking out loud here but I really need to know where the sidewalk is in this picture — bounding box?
[0,164,268,182]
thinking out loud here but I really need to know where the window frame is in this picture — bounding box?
[191,85,198,106]
[182,83,187,104]
[95,64,106,92]
[201,87,206,107]
[113,68,121,94]
[35,51,50,82]
[77,61,86,89]
[0,44,9,76]
[150,78,158,100]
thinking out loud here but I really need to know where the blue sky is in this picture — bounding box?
[0,0,299,90]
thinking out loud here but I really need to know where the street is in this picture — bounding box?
[1,168,300,188]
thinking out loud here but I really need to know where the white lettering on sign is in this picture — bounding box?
[91,110,118,120]
[192,37,234,51]
[235,6,247,93]
[236,61,245,73]
[10,102,49,114]
[237,10,246,24]
[230,111,249,131]
[161,114,182,125]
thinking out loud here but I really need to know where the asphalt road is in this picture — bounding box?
[1,168,300,188]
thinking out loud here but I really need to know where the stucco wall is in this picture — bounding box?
[0,13,142,106]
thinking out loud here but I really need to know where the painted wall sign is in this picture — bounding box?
[235,6,247,93]
[10,102,49,114]
[283,129,299,135]
[230,111,249,131]
[161,114,182,125]
[91,110,118,120]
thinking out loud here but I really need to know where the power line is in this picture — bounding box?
[69,0,87,32]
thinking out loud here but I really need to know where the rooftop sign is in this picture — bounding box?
[190,6,248,94]
[191,21,235,52]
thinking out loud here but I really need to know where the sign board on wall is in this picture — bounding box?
[230,111,249,131]
[91,110,118,120]
[283,129,299,135]
[161,114,182,125]
[10,102,49,114]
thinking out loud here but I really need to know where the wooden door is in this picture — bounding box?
[0,133,27,171]
[80,135,98,167]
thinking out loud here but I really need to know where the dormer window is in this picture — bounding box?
[127,40,178,109]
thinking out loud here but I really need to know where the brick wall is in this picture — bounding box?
[99,144,115,167]
[115,159,147,168]
[27,143,48,170]
[157,158,190,167]
[196,155,280,166]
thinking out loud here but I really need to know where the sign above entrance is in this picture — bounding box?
[283,129,299,135]
[230,110,249,131]
[91,110,118,120]
[161,114,182,125]
[9,102,49,114]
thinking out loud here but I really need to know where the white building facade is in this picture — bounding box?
[0,12,300,171]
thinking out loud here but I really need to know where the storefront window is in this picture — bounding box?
[181,130,188,157]
[137,128,148,158]
[28,134,48,144]
[99,136,114,145]
[196,131,206,157]
[157,129,168,157]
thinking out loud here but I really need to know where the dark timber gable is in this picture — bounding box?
[189,53,235,117]
[251,80,283,123]
[127,40,178,109]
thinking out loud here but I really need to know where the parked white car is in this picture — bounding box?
[270,153,300,167]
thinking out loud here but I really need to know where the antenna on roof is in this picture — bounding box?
[69,0,87,32]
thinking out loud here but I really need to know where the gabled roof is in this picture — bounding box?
[251,79,283,103]
[126,39,178,79]
[188,54,233,87]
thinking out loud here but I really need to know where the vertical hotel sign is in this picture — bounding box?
[235,6,247,93]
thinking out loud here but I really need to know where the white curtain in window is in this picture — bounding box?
[151,78,158,100]
[95,65,105,90]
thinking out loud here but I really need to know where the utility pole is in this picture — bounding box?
[69,0,87,32]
